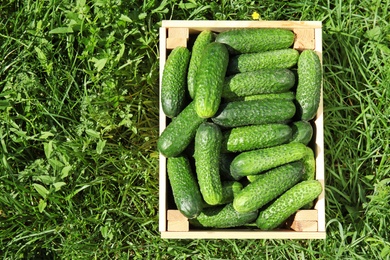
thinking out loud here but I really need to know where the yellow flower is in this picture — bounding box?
[251,11,260,20]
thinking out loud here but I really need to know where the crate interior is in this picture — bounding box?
[159,21,325,238]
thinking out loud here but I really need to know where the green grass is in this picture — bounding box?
[1,0,389,259]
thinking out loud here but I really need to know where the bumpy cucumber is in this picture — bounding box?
[194,122,223,205]
[247,174,265,183]
[190,203,258,228]
[227,48,299,75]
[296,50,322,121]
[221,181,243,204]
[221,123,292,153]
[302,146,316,181]
[256,180,323,230]
[222,69,296,99]
[203,181,243,207]
[161,46,191,117]
[300,147,316,209]
[233,161,304,213]
[194,42,229,118]
[157,101,206,158]
[212,99,296,128]
[219,153,239,181]
[230,142,308,177]
[187,30,215,99]
[224,91,295,103]
[244,91,295,101]
[215,28,295,54]
[167,155,203,218]
[289,121,313,145]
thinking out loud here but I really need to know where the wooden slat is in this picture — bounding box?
[290,221,318,232]
[167,210,189,232]
[166,28,189,49]
[289,210,318,232]
[293,210,318,221]
[158,26,167,233]
[293,28,315,50]
[166,38,187,49]
[161,20,322,31]
[313,26,325,233]
[168,27,189,38]
[167,221,189,232]
[161,231,326,239]
[167,210,187,221]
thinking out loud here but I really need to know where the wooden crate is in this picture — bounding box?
[159,20,325,239]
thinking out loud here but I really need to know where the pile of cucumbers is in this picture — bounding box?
[158,28,323,230]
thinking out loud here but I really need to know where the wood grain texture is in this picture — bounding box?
[293,28,315,50]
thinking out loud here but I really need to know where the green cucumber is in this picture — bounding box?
[244,91,295,101]
[194,122,223,205]
[247,174,265,183]
[167,155,203,218]
[212,99,296,128]
[227,48,299,75]
[219,153,239,181]
[302,147,316,182]
[233,161,304,213]
[256,180,323,230]
[203,181,243,207]
[224,91,295,102]
[194,42,229,118]
[190,203,258,228]
[157,101,206,158]
[246,147,317,208]
[220,181,243,205]
[289,121,313,145]
[300,147,316,209]
[221,123,292,153]
[215,28,295,54]
[230,142,308,177]
[222,69,296,99]
[188,30,215,99]
[161,46,191,117]
[296,50,322,121]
